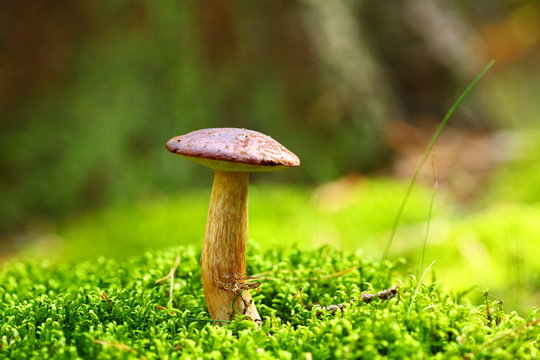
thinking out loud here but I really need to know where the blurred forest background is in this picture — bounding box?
[1,1,540,310]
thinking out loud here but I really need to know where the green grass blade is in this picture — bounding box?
[379,59,495,283]
[420,156,438,276]
[407,260,436,316]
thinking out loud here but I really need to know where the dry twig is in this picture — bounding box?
[155,255,181,306]
[155,305,176,315]
[100,292,112,311]
[361,286,399,304]
[308,285,399,316]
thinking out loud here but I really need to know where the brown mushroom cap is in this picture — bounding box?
[166,128,300,172]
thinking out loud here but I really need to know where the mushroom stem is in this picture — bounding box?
[201,170,261,323]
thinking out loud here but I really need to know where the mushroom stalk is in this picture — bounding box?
[201,170,261,323]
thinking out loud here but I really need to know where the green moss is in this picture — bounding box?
[26,180,440,261]
[1,246,538,359]
[20,179,540,314]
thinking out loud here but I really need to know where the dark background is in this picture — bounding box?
[1,0,539,247]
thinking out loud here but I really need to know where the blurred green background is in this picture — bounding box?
[1,1,540,312]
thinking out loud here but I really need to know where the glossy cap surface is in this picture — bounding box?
[166,128,300,172]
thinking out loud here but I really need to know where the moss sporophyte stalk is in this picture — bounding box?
[166,128,300,323]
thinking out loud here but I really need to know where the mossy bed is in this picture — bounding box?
[1,246,538,359]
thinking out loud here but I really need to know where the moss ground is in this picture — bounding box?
[21,179,540,314]
[1,245,538,359]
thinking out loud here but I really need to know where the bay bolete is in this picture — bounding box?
[166,128,300,323]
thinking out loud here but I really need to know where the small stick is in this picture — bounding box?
[100,291,113,311]
[361,286,399,303]
[308,285,399,316]
[310,303,347,315]
[155,305,176,315]
[155,255,181,307]
[155,255,181,284]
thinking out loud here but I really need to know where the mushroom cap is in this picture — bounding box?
[166,128,300,172]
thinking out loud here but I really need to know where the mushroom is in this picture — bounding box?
[166,128,300,323]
